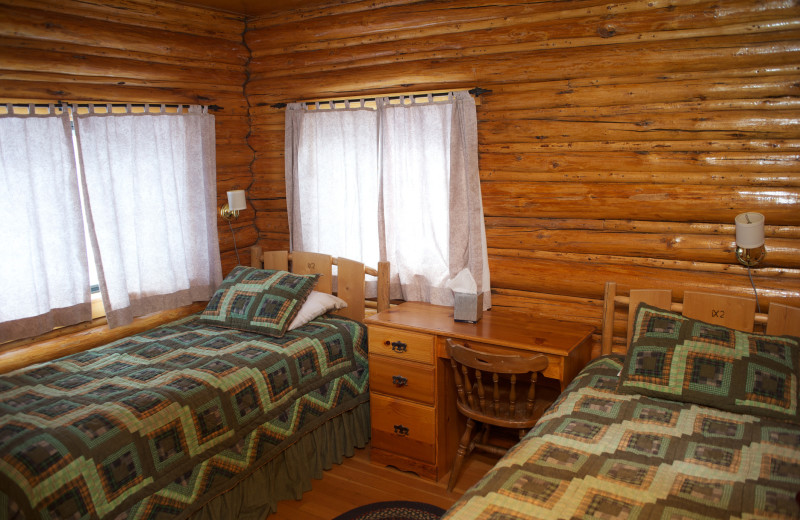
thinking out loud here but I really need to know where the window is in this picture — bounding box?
[285,91,490,308]
[0,103,221,342]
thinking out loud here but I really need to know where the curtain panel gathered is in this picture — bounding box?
[285,92,490,308]
[74,104,222,328]
[285,101,380,271]
[0,105,92,342]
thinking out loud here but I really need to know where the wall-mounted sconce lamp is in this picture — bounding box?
[220,189,247,221]
[221,189,247,265]
[735,212,766,267]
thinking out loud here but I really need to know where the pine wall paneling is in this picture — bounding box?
[245,0,800,354]
[0,0,255,276]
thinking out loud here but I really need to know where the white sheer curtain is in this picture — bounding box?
[285,101,380,270]
[380,92,490,307]
[74,105,221,328]
[379,96,453,304]
[448,92,491,308]
[0,105,91,342]
[285,92,490,308]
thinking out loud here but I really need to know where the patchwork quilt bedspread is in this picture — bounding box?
[0,314,369,520]
[443,355,800,520]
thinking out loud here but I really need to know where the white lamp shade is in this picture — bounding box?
[227,190,247,211]
[735,212,765,249]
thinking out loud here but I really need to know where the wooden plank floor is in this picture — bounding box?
[267,444,500,519]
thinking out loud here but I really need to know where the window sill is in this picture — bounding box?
[91,291,105,320]
[0,302,207,374]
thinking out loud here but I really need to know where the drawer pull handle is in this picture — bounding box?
[394,424,409,436]
[390,340,407,353]
[392,375,408,387]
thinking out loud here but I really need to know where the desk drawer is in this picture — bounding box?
[371,394,435,464]
[369,355,434,404]
[369,326,434,364]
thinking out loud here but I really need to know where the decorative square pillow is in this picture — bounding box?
[288,291,348,330]
[199,266,319,337]
[617,303,800,424]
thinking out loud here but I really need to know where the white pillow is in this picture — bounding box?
[288,291,348,330]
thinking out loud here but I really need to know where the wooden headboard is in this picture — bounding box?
[249,246,390,322]
[601,281,800,356]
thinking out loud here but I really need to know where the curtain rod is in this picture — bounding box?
[3,102,223,111]
[267,87,491,109]
[62,102,224,111]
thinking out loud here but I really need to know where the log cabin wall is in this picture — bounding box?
[245,0,800,350]
[0,0,254,275]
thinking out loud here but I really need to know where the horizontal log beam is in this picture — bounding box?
[484,217,800,239]
[486,227,800,268]
[480,150,800,177]
[487,251,800,305]
[0,80,248,113]
[479,151,800,175]
[484,74,800,111]
[0,48,244,87]
[218,222,259,253]
[0,0,244,39]
[480,170,800,187]
[248,0,792,57]
[479,139,800,154]
[481,182,800,224]
[0,5,247,65]
[251,4,798,78]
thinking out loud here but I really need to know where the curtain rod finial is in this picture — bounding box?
[468,87,492,97]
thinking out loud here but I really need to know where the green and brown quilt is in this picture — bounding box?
[443,355,800,519]
[0,314,369,520]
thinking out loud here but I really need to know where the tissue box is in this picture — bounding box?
[454,292,483,323]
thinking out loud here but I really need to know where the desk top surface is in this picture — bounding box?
[366,301,595,356]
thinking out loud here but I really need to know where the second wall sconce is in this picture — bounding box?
[220,189,247,221]
[735,211,766,267]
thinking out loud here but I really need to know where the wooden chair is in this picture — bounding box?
[445,338,549,491]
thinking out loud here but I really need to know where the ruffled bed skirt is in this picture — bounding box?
[190,402,371,519]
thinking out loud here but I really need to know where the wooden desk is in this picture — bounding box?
[365,301,595,480]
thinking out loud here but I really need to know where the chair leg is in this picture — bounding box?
[447,418,476,492]
[481,424,491,445]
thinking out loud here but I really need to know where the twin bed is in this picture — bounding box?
[443,283,800,519]
[3,258,799,520]
[0,248,389,520]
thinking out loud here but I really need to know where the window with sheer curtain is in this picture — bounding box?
[285,91,490,308]
[0,104,221,343]
[0,107,92,342]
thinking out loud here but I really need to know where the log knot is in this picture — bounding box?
[598,25,617,38]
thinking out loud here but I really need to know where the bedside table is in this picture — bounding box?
[365,301,595,481]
